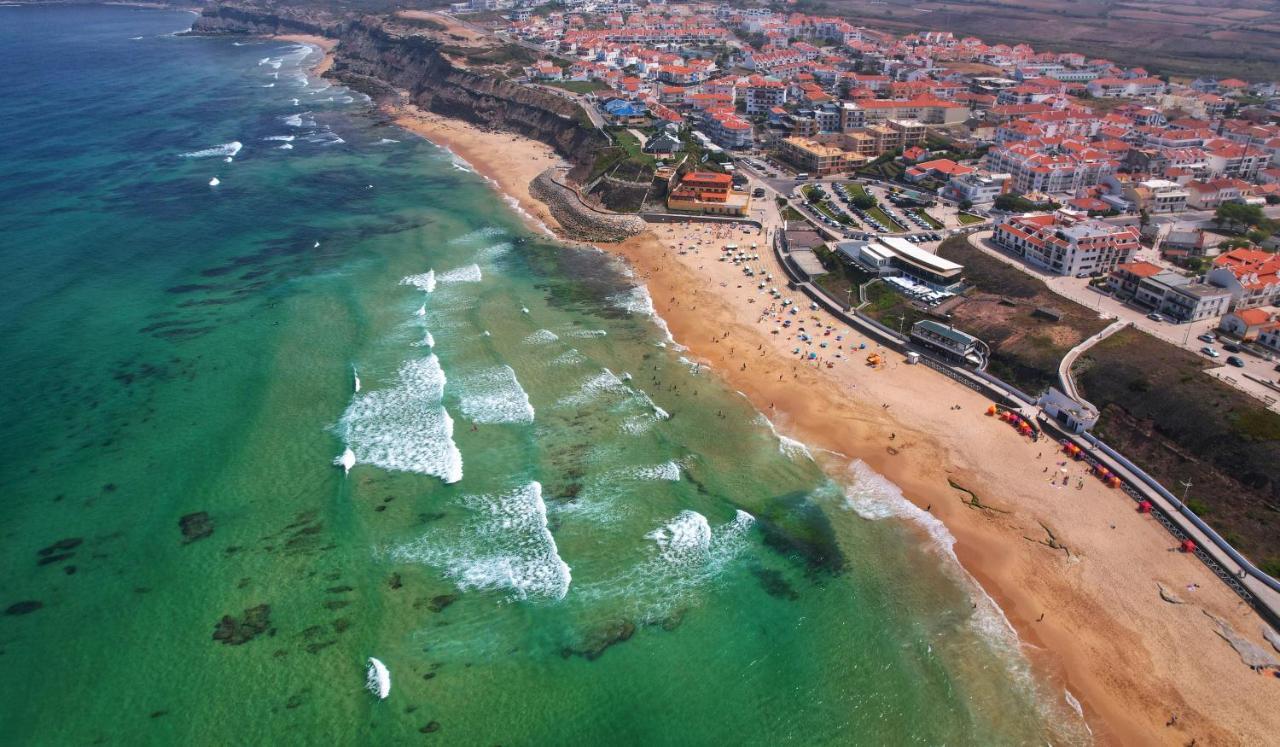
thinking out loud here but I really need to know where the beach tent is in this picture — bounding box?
[1180,539,1197,554]
[1137,500,1153,513]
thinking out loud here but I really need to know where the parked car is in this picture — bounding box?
[1226,356,1245,367]
[1197,333,1216,343]
[1147,313,1165,322]
[1223,343,1242,353]
[1200,346,1220,358]
[752,188,765,198]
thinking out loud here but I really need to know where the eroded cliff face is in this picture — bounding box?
[189,5,334,38]
[189,6,607,167]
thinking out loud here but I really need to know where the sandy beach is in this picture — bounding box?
[387,104,567,234]
[377,111,1280,744]
[272,33,338,76]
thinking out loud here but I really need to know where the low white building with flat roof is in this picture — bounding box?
[837,237,964,291]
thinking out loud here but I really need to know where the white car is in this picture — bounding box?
[1200,346,1220,358]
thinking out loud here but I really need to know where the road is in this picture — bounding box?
[1100,203,1280,229]
[525,83,608,130]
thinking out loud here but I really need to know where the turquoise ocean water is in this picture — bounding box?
[0,6,1088,744]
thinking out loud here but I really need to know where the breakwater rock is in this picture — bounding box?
[530,170,645,243]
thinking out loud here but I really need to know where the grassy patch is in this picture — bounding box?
[587,128,654,182]
[935,235,1106,393]
[866,206,906,233]
[1075,328,1280,564]
[544,79,610,94]
[814,201,852,225]
[957,212,986,225]
[781,206,807,222]
[911,208,943,230]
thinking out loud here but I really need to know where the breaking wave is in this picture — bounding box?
[392,482,571,601]
[335,355,462,484]
[180,141,242,159]
[438,264,482,284]
[524,329,559,344]
[400,269,436,293]
[457,365,535,424]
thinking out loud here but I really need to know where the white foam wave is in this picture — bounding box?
[558,368,629,408]
[448,226,506,245]
[393,482,571,601]
[264,135,295,142]
[262,83,275,88]
[551,349,585,367]
[623,461,681,482]
[524,329,560,344]
[366,657,391,699]
[180,141,242,159]
[475,242,512,264]
[609,283,682,349]
[376,138,400,145]
[647,510,711,566]
[755,413,815,461]
[279,143,293,150]
[577,509,755,618]
[568,329,607,338]
[458,366,535,424]
[400,269,436,293]
[336,356,462,484]
[439,264,482,284]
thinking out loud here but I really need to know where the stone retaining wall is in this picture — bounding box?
[530,169,645,243]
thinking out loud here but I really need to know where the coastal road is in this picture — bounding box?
[526,83,608,131]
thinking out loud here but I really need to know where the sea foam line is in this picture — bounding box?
[841,460,1089,740]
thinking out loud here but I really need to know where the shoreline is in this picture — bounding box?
[386,103,566,236]
[270,33,337,76]
[387,110,1280,744]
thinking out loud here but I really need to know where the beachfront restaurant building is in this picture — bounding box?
[909,319,988,367]
[836,237,964,292]
[666,171,751,216]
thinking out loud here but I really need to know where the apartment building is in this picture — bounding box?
[779,137,865,176]
[985,142,1117,194]
[1203,141,1269,180]
[946,170,1011,204]
[994,211,1139,276]
[855,96,970,125]
[1128,178,1189,213]
[1207,248,1280,310]
[744,76,786,115]
[1128,270,1232,322]
[704,109,753,148]
[1086,77,1165,98]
